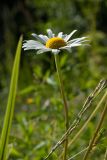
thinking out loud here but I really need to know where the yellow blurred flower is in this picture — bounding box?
[26,98,34,104]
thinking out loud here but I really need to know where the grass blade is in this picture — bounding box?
[0,35,23,160]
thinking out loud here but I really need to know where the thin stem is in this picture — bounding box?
[83,101,107,160]
[54,54,69,160]
[68,147,88,160]
[104,148,107,160]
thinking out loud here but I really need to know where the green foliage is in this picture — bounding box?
[0,36,23,160]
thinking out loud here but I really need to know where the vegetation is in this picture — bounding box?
[0,0,107,160]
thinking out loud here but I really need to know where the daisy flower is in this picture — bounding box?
[23,29,89,54]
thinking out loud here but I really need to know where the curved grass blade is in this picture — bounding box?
[0,35,23,160]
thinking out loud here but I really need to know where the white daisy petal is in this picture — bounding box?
[23,46,46,50]
[23,40,45,47]
[69,43,82,47]
[64,30,77,42]
[23,45,47,50]
[71,40,90,46]
[37,48,51,54]
[60,46,72,52]
[32,33,45,44]
[58,32,63,38]
[23,47,35,51]
[23,40,46,50]
[62,34,67,39]
[47,29,54,38]
[39,35,49,42]
[67,37,88,44]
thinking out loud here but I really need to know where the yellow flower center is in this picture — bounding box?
[46,37,66,49]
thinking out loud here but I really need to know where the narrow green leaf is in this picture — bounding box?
[0,35,23,160]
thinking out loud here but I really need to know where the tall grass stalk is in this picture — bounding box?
[83,101,107,160]
[104,148,107,160]
[68,147,88,160]
[0,36,23,160]
[68,89,107,147]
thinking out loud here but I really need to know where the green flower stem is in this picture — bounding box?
[83,100,107,160]
[54,54,69,160]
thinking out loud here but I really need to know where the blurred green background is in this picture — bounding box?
[0,0,107,159]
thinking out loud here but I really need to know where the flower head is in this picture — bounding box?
[23,29,89,54]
